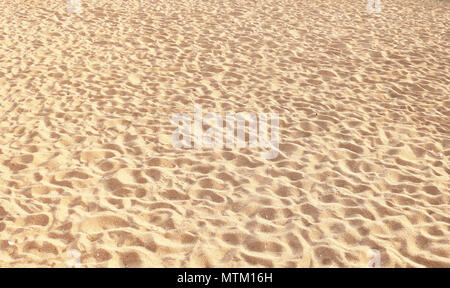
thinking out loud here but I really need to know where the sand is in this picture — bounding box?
[0,0,449,267]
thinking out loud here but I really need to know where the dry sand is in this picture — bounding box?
[0,0,449,267]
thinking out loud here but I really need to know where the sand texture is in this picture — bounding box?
[0,0,449,267]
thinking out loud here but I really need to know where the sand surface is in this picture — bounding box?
[0,0,449,267]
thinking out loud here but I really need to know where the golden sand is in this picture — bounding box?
[0,0,449,267]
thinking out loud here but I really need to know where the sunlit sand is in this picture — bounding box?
[0,0,448,267]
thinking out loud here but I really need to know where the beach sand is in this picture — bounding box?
[0,0,449,267]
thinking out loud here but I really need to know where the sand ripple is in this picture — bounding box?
[0,0,449,267]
